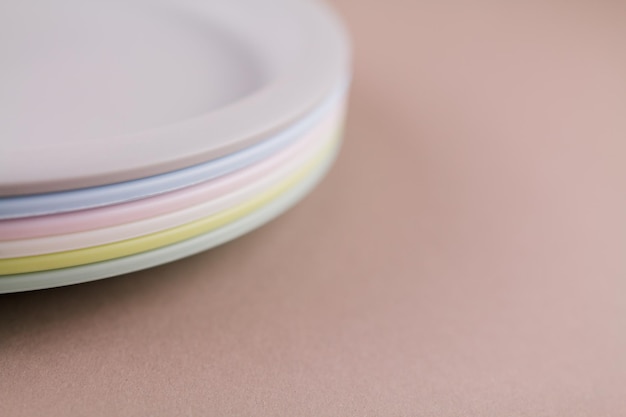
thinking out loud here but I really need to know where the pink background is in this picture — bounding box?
[1,0,625,415]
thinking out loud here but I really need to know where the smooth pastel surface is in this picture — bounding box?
[0,0,349,195]
[0,110,342,241]
[0,130,336,258]
[0,90,345,219]
[0,144,337,293]
[0,139,336,275]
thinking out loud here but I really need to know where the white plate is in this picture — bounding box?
[0,0,349,195]
[0,141,339,293]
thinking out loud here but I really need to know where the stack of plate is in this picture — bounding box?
[0,0,350,293]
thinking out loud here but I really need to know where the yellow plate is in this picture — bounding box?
[0,138,337,275]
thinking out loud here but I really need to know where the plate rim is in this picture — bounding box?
[0,127,338,256]
[0,141,340,293]
[0,137,338,274]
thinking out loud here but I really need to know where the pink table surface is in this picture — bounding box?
[1,0,625,415]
